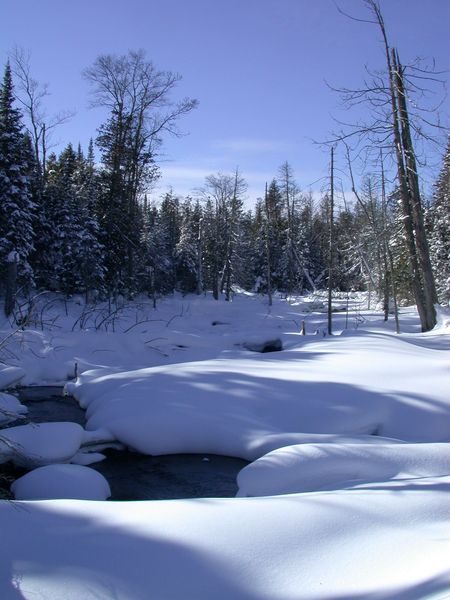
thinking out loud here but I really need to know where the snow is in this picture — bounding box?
[0,291,450,598]
[11,464,111,500]
[434,303,450,331]
[64,317,450,460]
[0,422,85,467]
[237,442,450,496]
[1,485,450,599]
[0,390,27,425]
[0,364,25,389]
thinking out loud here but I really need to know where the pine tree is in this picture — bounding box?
[428,138,450,304]
[175,199,200,294]
[73,142,105,300]
[0,63,35,315]
[39,144,104,297]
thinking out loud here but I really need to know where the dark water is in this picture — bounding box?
[8,386,247,501]
[93,449,247,501]
[18,386,86,425]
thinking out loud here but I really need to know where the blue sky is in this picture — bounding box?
[1,0,449,206]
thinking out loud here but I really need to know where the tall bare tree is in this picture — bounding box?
[11,48,73,183]
[85,50,197,292]
[331,0,443,330]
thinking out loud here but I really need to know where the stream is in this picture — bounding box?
[8,387,248,501]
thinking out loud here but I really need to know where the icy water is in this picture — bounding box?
[14,386,248,501]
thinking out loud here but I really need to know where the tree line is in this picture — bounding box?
[0,32,448,330]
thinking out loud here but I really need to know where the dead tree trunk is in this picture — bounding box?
[327,146,334,336]
[370,0,435,331]
[264,182,273,307]
[392,49,437,330]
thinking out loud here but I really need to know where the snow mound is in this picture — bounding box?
[237,442,450,496]
[65,323,450,460]
[0,391,28,425]
[66,360,388,460]
[434,304,450,331]
[0,422,85,467]
[0,365,25,389]
[70,450,106,466]
[11,464,111,500]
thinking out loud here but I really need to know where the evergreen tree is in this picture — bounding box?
[0,63,35,315]
[38,144,104,297]
[175,199,200,294]
[428,138,450,304]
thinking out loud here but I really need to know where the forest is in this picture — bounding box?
[0,5,448,334]
[1,2,450,598]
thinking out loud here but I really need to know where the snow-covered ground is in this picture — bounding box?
[1,291,449,599]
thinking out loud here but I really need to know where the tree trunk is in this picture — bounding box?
[393,49,437,330]
[196,218,203,295]
[4,254,18,317]
[264,183,273,307]
[370,2,433,331]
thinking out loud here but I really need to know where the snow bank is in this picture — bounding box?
[0,364,24,389]
[65,325,450,459]
[1,483,450,599]
[11,464,111,500]
[65,359,388,460]
[0,391,27,425]
[0,422,85,467]
[237,442,450,496]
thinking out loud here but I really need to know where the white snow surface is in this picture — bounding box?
[11,464,111,500]
[2,486,450,599]
[65,314,450,460]
[0,422,85,467]
[237,442,450,496]
[1,292,450,599]
[0,391,27,425]
[0,364,24,389]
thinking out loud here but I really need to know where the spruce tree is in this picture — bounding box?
[0,63,35,315]
[428,138,450,304]
[175,199,201,295]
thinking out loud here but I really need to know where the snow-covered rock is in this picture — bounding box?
[242,336,283,353]
[0,422,85,467]
[11,464,111,500]
[0,365,25,390]
[0,391,28,425]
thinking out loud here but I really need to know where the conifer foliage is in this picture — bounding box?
[0,63,35,315]
[428,138,450,304]
[0,53,447,319]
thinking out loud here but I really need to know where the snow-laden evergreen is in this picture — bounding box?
[0,63,35,313]
[428,137,450,305]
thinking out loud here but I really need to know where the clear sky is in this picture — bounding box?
[1,0,449,206]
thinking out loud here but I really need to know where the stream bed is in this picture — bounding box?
[12,386,248,501]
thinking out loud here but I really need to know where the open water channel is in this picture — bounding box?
[4,387,248,501]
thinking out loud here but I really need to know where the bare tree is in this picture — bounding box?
[85,50,198,205]
[329,0,444,331]
[11,47,74,182]
[84,50,198,291]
